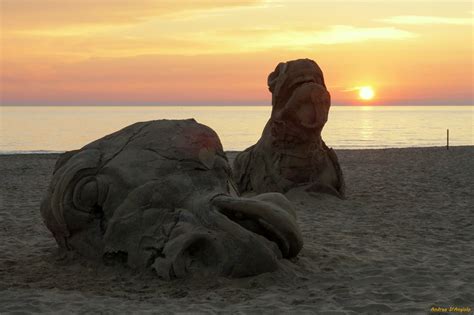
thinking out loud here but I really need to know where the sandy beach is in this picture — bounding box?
[1,146,473,314]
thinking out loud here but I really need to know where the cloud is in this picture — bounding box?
[0,0,262,30]
[308,25,417,45]
[212,25,417,51]
[379,15,473,26]
[2,24,417,60]
[342,86,365,92]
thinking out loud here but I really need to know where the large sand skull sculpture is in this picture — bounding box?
[41,119,303,279]
[234,59,345,197]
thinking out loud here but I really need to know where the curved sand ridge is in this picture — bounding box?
[1,147,473,313]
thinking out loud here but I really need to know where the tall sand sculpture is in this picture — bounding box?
[234,59,345,197]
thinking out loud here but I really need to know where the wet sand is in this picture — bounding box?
[1,147,473,313]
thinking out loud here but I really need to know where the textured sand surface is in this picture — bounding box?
[1,147,473,313]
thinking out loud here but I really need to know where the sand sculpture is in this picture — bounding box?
[41,119,303,279]
[234,59,345,197]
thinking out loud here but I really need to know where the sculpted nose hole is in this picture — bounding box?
[170,236,219,278]
[92,204,106,234]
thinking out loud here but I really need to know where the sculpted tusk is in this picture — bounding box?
[212,194,303,258]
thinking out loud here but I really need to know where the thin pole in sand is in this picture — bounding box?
[447,129,449,150]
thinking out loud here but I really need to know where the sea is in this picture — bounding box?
[0,106,472,153]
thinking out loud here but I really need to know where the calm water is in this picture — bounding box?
[0,106,472,153]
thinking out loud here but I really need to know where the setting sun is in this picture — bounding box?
[359,86,375,101]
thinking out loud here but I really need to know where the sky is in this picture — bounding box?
[0,0,472,106]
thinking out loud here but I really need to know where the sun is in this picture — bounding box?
[359,86,375,101]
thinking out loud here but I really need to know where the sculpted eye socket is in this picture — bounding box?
[73,176,106,212]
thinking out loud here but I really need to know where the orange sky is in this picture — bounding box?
[1,0,472,105]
